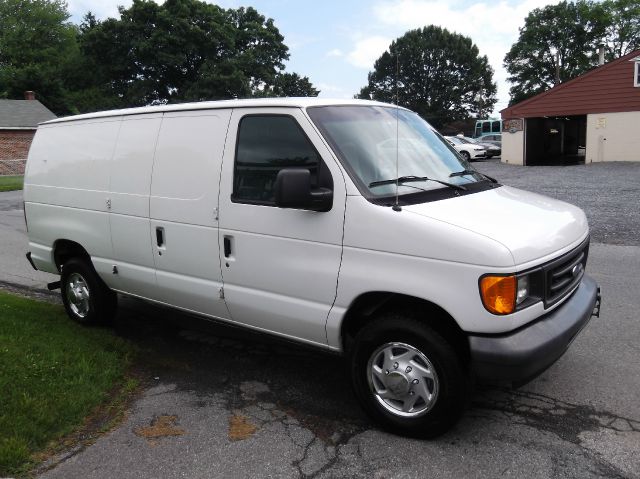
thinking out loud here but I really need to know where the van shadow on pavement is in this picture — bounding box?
[112,295,370,436]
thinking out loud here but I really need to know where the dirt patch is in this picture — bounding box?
[134,415,186,443]
[228,414,257,441]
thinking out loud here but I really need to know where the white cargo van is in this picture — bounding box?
[24,99,601,437]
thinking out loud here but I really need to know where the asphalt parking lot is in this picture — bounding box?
[1,160,639,479]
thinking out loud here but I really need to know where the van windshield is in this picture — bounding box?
[307,105,485,199]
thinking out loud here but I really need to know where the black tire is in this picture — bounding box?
[60,258,117,325]
[349,313,468,438]
[461,150,472,162]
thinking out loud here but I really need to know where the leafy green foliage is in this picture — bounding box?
[258,72,319,97]
[0,0,318,114]
[504,0,640,105]
[75,0,316,108]
[0,0,79,113]
[0,291,135,475]
[599,0,640,59]
[356,26,497,128]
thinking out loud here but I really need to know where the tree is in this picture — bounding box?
[0,0,319,112]
[259,72,319,97]
[598,0,640,60]
[0,0,79,114]
[504,1,604,104]
[46,12,123,113]
[356,26,497,128]
[504,0,640,105]
[76,0,307,108]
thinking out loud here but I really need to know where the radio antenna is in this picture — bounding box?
[392,54,402,212]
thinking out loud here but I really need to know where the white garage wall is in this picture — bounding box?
[586,112,640,163]
[501,129,524,165]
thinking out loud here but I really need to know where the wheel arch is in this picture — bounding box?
[341,292,470,365]
[53,239,91,273]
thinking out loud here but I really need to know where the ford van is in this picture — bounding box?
[23,99,601,437]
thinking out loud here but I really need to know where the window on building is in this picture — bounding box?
[635,60,640,87]
[233,115,322,205]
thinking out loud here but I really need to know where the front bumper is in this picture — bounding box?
[468,274,600,385]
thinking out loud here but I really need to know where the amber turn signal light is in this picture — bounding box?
[480,275,516,315]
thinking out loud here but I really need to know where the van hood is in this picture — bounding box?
[403,185,589,266]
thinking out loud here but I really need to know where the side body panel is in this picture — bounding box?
[24,118,122,273]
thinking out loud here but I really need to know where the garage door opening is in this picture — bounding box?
[525,116,587,165]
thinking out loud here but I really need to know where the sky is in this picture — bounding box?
[66,0,563,116]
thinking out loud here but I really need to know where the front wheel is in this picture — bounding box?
[461,150,472,162]
[349,314,468,438]
[61,258,117,325]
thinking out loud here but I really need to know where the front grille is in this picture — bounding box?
[543,237,589,308]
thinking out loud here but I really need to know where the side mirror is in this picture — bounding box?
[274,168,333,212]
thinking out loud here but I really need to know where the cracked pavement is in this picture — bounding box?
[1,160,639,478]
[36,290,640,479]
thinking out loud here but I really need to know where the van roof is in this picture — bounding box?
[42,98,402,125]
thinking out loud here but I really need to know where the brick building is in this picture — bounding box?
[0,92,56,175]
[501,49,640,165]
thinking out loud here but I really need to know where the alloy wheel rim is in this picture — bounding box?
[367,342,439,417]
[65,272,90,318]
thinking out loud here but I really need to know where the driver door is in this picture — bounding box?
[217,108,346,346]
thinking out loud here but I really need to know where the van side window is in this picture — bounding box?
[233,115,321,205]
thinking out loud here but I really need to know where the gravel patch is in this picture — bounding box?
[474,160,640,246]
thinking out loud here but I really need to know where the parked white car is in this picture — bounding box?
[458,136,501,158]
[24,99,600,438]
[445,135,487,161]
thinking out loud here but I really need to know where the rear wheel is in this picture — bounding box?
[349,313,468,438]
[61,258,117,325]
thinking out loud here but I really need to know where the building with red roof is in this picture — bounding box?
[500,49,640,165]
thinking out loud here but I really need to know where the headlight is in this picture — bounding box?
[516,275,529,305]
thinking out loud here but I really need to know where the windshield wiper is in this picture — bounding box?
[449,169,497,183]
[369,175,467,191]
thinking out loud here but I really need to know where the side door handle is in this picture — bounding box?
[156,227,165,247]
[223,236,232,258]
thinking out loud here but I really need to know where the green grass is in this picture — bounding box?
[0,175,24,192]
[0,291,135,475]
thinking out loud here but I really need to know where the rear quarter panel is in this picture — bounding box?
[24,118,122,272]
